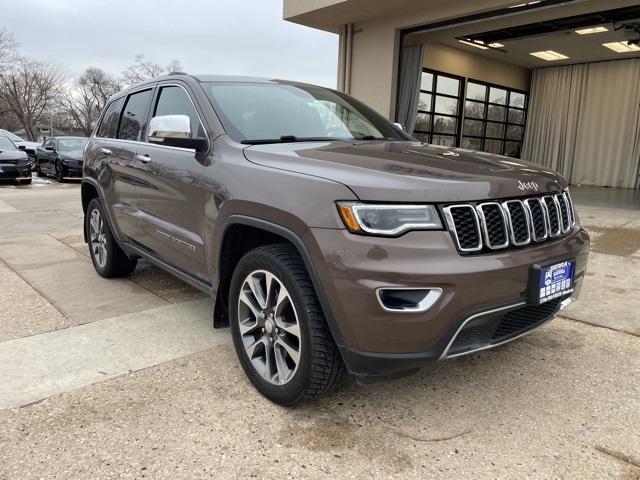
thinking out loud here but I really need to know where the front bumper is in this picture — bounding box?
[60,161,84,178]
[306,226,590,381]
[0,164,32,181]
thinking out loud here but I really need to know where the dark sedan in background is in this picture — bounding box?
[35,136,88,181]
[0,136,32,184]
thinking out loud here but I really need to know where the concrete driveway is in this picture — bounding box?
[0,177,638,479]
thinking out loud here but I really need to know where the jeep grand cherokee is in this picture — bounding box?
[82,74,589,406]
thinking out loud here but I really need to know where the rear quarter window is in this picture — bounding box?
[97,97,125,138]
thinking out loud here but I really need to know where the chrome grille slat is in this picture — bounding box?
[443,205,483,252]
[564,190,576,227]
[543,195,562,238]
[502,200,531,246]
[476,202,509,249]
[523,197,548,242]
[444,190,576,254]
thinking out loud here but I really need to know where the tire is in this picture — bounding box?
[36,161,46,177]
[55,161,64,182]
[229,244,343,406]
[85,198,137,278]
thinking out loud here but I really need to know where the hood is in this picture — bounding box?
[59,151,84,161]
[243,140,565,203]
[0,149,28,162]
[14,140,40,150]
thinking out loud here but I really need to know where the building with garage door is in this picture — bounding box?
[283,0,640,189]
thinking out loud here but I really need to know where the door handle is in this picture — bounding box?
[99,147,112,155]
[135,154,151,164]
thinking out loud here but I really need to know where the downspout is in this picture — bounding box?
[337,25,347,92]
[344,23,354,95]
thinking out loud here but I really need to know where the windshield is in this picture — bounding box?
[57,138,88,152]
[204,82,410,144]
[0,136,18,150]
[0,129,24,143]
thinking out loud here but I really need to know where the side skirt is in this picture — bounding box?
[121,241,214,296]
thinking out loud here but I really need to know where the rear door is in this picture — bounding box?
[133,83,208,280]
[90,88,154,240]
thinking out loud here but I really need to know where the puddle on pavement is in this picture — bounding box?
[584,225,640,257]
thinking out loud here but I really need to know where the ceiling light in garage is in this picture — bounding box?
[459,40,489,50]
[530,50,569,61]
[575,26,609,35]
[488,42,505,48]
[602,41,640,53]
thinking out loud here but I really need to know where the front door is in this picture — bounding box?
[133,84,208,281]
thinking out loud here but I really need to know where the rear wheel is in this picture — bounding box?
[229,244,343,406]
[85,198,137,277]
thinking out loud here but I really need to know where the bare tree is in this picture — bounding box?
[122,54,183,85]
[58,67,120,136]
[0,59,64,140]
[0,28,19,71]
[165,59,183,74]
[122,54,163,84]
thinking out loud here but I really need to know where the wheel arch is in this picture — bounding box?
[81,178,122,244]
[214,215,345,349]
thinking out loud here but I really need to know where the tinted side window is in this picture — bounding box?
[118,89,153,141]
[153,86,204,137]
[97,97,125,138]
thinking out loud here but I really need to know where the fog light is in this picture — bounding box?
[376,288,442,313]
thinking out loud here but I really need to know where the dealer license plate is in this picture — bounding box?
[536,260,575,304]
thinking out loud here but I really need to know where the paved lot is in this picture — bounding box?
[0,177,638,479]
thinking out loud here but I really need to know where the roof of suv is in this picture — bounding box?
[118,74,318,97]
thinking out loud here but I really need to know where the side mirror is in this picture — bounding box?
[17,145,26,150]
[148,114,207,152]
[393,122,405,132]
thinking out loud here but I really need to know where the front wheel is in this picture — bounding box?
[55,161,64,182]
[36,160,46,177]
[85,198,137,278]
[229,244,343,406]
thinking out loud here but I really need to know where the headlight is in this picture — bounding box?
[337,202,443,236]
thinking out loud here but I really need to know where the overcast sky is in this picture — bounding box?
[2,0,338,87]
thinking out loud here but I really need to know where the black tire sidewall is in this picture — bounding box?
[55,162,64,182]
[229,250,314,406]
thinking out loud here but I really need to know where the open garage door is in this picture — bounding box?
[397,3,640,189]
[522,58,640,188]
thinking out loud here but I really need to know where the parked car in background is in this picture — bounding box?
[82,74,589,406]
[35,136,88,181]
[0,136,32,184]
[0,129,40,170]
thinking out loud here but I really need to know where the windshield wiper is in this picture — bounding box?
[241,135,343,145]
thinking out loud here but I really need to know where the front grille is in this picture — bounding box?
[443,190,576,254]
[447,299,562,357]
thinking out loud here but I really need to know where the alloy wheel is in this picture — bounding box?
[237,270,302,385]
[89,209,108,268]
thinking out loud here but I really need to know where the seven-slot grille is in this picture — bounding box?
[443,191,576,253]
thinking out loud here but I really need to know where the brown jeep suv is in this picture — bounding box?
[82,74,589,406]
